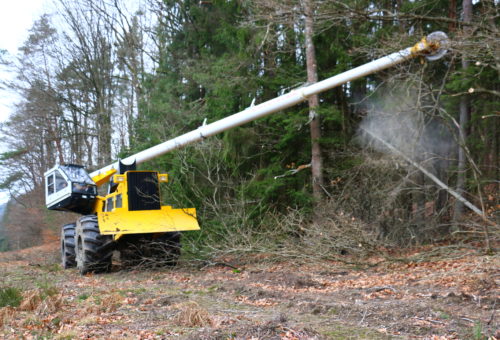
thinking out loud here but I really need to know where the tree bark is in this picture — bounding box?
[302,0,324,201]
[453,0,472,221]
[448,0,457,32]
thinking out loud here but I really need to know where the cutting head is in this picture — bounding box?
[424,31,450,61]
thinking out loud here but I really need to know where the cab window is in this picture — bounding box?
[55,171,67,192]
[47,175,54,195]
[105,197,114,212]
[115,194,122,208]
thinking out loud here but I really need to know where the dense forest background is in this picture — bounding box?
[0,0,497,257]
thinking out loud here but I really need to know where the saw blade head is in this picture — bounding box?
[425,31,450,61]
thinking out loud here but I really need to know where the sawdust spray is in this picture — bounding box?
[356,92,455,167]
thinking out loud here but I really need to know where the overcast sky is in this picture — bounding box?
[0,0,51,203]
[0,0,52,122]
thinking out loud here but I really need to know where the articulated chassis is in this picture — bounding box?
[46,164,199,274]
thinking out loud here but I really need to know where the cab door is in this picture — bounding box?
[45,168,72,209]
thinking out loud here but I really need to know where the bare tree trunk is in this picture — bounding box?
[97,97,113,166]
[302,0,324,201]
[413,165,425,224]
[453,0,472,221]
[448,0,457,32]
[396,0,405,32]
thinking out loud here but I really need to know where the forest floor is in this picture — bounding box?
[0,235,498,339]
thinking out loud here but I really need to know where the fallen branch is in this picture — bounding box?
[361,128,497,230]
[487,299,496,325]
[367,286,398,293]
[414,317,445,325]
[274,163,311,179]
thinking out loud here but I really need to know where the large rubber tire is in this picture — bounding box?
[75,215,114,275]
[61,223,76,269]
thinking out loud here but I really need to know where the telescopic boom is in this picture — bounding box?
[90,32,449,178]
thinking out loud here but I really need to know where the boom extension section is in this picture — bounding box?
[90,31,449,178]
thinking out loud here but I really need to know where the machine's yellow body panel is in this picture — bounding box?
[98,206,199,235]
[93,170,200,236]
[92,168,117,187]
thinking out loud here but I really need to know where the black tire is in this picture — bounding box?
[75,215,114,275]
[61,223,76,269]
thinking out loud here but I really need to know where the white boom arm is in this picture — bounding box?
[90,32,449,178]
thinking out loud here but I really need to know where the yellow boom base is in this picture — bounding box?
[98,206,200,237]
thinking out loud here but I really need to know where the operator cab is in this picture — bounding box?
[44,164,97,214]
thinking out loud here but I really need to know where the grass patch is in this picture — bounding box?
[321,324,395,339]
[39,263,62,272]
[0,287,23,307]
[471,322,486,340]
[77,293,90,301]
[439,311,450,320]
[174,301,213,327]
[36,281,59,300]
[117,287,148,296]
[77,315,99,326]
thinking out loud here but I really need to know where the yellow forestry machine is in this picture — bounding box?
[44,32,449,274]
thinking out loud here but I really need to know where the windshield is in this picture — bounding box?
[59,165,95,185]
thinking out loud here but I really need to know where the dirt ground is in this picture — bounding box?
[0,240,498,339]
